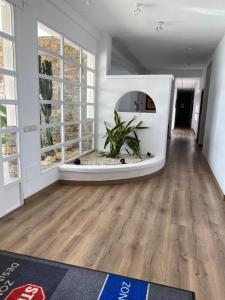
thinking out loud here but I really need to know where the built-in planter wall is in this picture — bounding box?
[59,75,174,182]
[96,75,174,160]
[59,34,174,183]
[96,35,174,164]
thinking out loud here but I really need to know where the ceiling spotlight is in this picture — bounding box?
[156,21,164,31]
[133,3,142,16]
[86,0,92,6]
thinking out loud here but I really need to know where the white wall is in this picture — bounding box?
[198,62,212,145]
[191,83,201,135]
[97,75,173,159]
[168,80,175,137]
[110,39,147,75]
[97,34,174,160]
[203,35,225,194]
[15,0,99,199]
[151,68,203,78]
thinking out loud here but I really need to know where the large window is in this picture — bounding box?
[38,22,95,171]
[0,0,20,185]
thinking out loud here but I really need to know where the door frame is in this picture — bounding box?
[0,2,24,217]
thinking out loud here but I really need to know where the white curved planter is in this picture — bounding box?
[59,155,165,182]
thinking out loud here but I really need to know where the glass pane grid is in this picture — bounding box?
[82,121,94,138]
[3,159,19,185]
[81,136,94,154]
[82,49,95,69]
[64,103,80,123]
[0,74,16,99]
[65,142,79,161]
[64,124,79,142]
[40,126,61,148]
[39,78,61,101]
[41,147,62,171]
[64,62,80,82]
[64,83,80,103]
[39,51,61,78]
[1,131,17,157]
[38,22,61,55]
[0,0,13,36]
[0,104,17,128]
[40,103,61,125]
[38,22,95,171]
[0,0,20,185]
[0,37,14,71]
[64,38,80,64]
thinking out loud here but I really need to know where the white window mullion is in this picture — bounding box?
[0,30,15,41]
[64,137,81,146]
[0,127,19,134]
[2,153,18,162]
[0,99,17,104]
[0,68,16,76]
[40,143,62,154]
[39,100,63,105]
[38,73,62,83]
[61,35,65,163]
[38,45,63,61]
[62,120,81,126]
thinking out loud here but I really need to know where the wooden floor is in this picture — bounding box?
[1,129,225,300]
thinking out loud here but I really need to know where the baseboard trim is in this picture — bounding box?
[59,168,164,186]
[24,181,60,204]
[24,169,164,201]
[202,156,225,201]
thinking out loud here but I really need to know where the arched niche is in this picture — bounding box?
[115,91,156,113]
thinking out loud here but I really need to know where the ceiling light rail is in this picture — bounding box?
[133,3,143,16]
[156,21,164,31]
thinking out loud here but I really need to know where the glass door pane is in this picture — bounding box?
[0,0,22,217]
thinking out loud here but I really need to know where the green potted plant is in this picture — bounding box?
[102,111,148,158]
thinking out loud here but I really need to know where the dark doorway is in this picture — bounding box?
[175,89,194,128]
[197,61,212,145]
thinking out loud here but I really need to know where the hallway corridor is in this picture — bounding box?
[0,129,224,300]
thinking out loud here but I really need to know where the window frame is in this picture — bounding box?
[0,0,21,186]
[38,21,96,173]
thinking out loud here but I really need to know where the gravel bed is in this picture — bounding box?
[69,151,154,165]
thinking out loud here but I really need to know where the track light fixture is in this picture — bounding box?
[133,3,142,16]
[156,21,164,31]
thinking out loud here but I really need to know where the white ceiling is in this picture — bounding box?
[59,0,225,72]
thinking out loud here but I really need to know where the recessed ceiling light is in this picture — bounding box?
[187,47,194,51]
[86,0,92,6]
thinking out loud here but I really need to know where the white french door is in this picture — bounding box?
[0,0,22,217]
